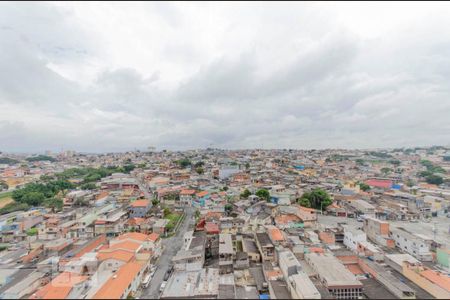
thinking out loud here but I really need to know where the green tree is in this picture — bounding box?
[355,159,365,166]
[0,180,8,191]
[298,197,311,208]
[297,188,332,210]
[22,192,46,206]
[256,189,270,202]
[195,167,204,175]
[245,162,250,169]
[224,204,233,214]
[152,199,160,206]
[44,197,63,212]
[123,164,136,173]
[381,167,393,175]
[426,175,443,185]
[177,159,191,168]
[26,228,38,236]
[163,208,171,217]
[389,159,401,166]
[359,183,371,192]
[240,189,251,199]
[194,161,204,168]
[80,183,97,190]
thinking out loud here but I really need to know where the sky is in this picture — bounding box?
[1,1,450,153]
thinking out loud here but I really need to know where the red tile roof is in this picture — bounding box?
[365,179,393,189]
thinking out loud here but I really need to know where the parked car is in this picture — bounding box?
[160,281,167,293]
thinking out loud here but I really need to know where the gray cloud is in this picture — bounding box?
[0,2,449,152]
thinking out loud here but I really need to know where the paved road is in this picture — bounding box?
[141,206,195,299]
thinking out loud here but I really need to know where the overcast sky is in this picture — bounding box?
[1,2,450,153]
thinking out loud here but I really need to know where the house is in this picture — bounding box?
[255,232,275,262]
[305,252,363,299]
[92,261,146,299]
[363,216,395,248]
[180,189,196,206]
[242,238,261,263]
[402,262,450,299]
[129,200,150,218]
[389,227,433,261]
[344,227,367,252]
[29,272,88,299]
[219,233,234,274]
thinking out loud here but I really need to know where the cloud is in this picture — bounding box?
[0,2,449,152]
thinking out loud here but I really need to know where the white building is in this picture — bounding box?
[389,227,433,261]
[278,249,320,299]
[344,227,367,252]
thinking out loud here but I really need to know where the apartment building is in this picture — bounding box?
[389,227,433,261]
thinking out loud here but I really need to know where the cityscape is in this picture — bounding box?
[0,147,449,299]
[1,2,450,299]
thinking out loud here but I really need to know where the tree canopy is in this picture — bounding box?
[240,189,251,199]
[297,188,332,210]
[256,189,270,202]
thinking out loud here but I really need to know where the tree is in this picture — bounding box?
[222,186,228,191]
[256,189,270,202]
[426,175,443,185]
[297,188,332,210]
[152,199,160,206]
[0,180,8,191]
[359,183,371,192]
[381,167,393,175]
[26,228,38,236]
[389,159,401,166]
[22,192,46,206]
[163,208,171,217]
[80,183,96,190]
[123,164,136,173]
[245,162,250,169]
[177,159,191,168]
[298,197,311,208]
[194,161,204,168]
[355,159,365,166]
[44,197,63,212]
[240,189,251,199]
[224,204,233,214]
[195,167,204,175]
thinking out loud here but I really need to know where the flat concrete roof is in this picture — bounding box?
[306,252,363,288]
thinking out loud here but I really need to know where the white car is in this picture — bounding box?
[160,281,167,293]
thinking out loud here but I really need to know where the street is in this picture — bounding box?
[140,206,195,299]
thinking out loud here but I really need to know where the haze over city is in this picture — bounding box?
[1,2,450,152]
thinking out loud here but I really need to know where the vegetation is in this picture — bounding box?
[0,180,8,191]
[297,188,332,210]
[367,151,393,159]
[240,189,251,199]
[0,157,19,165]
[26,155,56,162]
[444,156,450,162]
[26,228,38,236]
[194,161,204,168]
[256,189,270,202]
[426,175,443,185]
[0,202,29,215]
[80,182,97,190]
[175,158,191,168]
[224,203,233,214]
[359,183,371,192]
[420,160,446,174]
[355,159,365,166]
[381,167,393,175]
[389,159,401,166]
[152,199,160,206]
[245,162,250,169]
[195,167,204,175]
